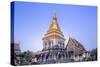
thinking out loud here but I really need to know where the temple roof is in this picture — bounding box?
[43,13,65,40]
[47,13,62,33]
[66,36,86,51]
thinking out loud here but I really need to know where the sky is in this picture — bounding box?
[12,1,97,52]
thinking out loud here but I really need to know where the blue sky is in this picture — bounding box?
[13,1,97,52]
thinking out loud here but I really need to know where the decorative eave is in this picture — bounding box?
[42,32,65,40]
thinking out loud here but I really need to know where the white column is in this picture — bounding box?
[51,40,53,48]
[47,41,48,49]
[53,39,56,45]
[43,41,45,49]
[44,41,46,49]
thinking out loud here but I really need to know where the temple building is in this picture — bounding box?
[11,43,21,65]
[35,13,86,64]
[66,37,86,60]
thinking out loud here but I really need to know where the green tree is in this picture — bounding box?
[23,51,33,62]
[18,50,34,65]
